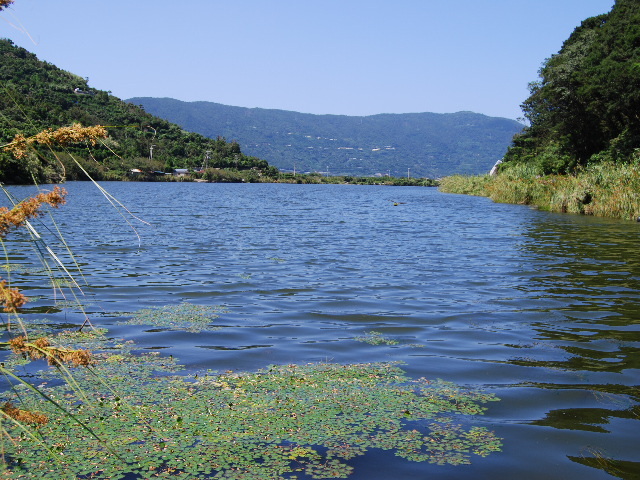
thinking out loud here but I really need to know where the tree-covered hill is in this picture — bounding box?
[503,0,640,173]
[0,38,274,184]
[127,97,523,178]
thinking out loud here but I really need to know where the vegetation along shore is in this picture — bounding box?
[440,0,640,222]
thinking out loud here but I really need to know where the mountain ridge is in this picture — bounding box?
[129,97,523,178]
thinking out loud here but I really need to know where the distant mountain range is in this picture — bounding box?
[128,97,523,178]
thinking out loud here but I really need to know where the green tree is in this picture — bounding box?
[0,38,275,184]
[504,0,640,173]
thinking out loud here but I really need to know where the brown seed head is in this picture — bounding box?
[3,124,108,159]
[0,280,28,312]
[1,402,49,426]
[0,186,67,238]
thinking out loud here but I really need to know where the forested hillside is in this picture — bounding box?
[128,97,523,178]
[503,0,640,173]
[440,0,640,221]
[0,39,273,184]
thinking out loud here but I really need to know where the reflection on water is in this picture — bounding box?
[1,182,639,479]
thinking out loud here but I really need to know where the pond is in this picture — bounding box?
[1,181,639,479]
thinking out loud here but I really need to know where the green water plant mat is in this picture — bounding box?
[121,302,225,332]
[0,326,501,479]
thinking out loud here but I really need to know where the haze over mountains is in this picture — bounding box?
[129,97,523,178]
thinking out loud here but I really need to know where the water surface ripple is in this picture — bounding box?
[2,182,639,479]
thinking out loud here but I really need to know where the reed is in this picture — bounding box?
[438,174,493,196]
[439,160,640,221]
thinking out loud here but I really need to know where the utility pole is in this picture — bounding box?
[147,126,157,161]
[407,168,410,179]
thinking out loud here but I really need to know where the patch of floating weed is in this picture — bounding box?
[0,358,502,479]
[51,328,109,351]
[0,265,45,275]
[354,332,424,349]
[355,331,400,346]
[0,321,51,338]
[48,277,78,288]
[121,302,225,333]
[53,299,91,310]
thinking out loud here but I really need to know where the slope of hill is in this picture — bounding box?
[128,98,523,178]
[0,39,271,184]
[441,0,640,221]
[503,0,639,173]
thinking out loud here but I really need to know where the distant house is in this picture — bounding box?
[173,169,189,176]
[129,168,143,176]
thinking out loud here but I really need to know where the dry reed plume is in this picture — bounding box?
[1,402,48,426]
[8,336,92,367]
[0,186,66,237]
[0,187,66,312]
[3,123,108,159]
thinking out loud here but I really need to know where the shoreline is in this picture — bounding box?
[438,162,640,222]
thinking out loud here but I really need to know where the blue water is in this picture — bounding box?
[2,181,639,479]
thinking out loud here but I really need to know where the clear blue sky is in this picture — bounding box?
[2,0,615,120]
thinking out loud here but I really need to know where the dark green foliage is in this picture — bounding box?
[0,39,272,184]
[128,98,523,178]
[504,0,640,173]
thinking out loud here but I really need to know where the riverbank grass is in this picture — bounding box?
[439,162,640,221]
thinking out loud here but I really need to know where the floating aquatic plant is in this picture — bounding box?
[354,331,424,348]
[0,345,502,479]
[122,302,225,333]
[355,330,400,345]
[0,265,46,275]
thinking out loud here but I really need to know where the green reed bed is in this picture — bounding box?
[439,162,640,221]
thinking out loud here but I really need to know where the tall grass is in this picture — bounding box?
[439,160,640,221]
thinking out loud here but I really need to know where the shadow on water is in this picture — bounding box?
[495,213,640,478]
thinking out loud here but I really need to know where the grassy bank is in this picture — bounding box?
[439,161,640,221]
